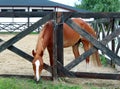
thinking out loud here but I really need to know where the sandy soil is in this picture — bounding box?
[0,34,120,88]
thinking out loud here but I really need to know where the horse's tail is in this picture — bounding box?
[89,43,102,67]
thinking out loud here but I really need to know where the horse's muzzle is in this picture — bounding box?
[34,76,41,83]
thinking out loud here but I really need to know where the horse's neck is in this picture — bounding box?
[35,28,47,57]
[35,21,53,57]
[35,39,44,57]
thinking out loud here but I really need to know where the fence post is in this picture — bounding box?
[111,18,115,67]
[53,12,63,80]
[56,24,63,65]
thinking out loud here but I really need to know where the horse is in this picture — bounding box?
[32,18,101,82]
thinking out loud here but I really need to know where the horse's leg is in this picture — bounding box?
[72,41,80,72]
[47,46,53,67]
[72,41,80,58]
[47,46,54,76]
[81,39,90,63]
[81,39,90,71]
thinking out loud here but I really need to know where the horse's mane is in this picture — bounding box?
[35,21,53,56]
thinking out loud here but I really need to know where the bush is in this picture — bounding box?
[100,55,108,66]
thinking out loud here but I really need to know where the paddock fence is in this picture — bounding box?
[0,12,120,80]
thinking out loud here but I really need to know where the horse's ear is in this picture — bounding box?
[32,50,36,56]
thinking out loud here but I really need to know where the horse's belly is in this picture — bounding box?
[63,23,80,47]
[63,34,80,47]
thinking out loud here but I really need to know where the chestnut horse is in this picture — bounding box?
[32,18,101,81]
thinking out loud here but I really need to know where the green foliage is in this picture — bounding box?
[100,55,108,66]
[75,0,120,12]
[0,77,117,89]
[0,77,82,89]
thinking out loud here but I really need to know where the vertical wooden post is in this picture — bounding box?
[52,12,63,80]
[56,24,63,65]
[111,18,115,67]
[27,7,30,28]
[57,12,63,65]
[52,24,58,80]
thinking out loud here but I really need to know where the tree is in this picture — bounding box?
[75,0,120,12]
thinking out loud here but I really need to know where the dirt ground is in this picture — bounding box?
[0,34,120,88]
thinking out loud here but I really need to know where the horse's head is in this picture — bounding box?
[32,50,43,82]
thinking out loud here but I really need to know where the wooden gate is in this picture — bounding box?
[0,12,120,80]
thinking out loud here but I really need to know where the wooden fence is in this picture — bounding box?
[0,12,120,80]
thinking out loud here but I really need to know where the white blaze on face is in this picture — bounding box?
[35,60,40,81]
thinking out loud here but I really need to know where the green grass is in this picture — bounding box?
[0,77,83,89]
[0,77,116,89]
[0,77,113,89]
[100,55,108,66]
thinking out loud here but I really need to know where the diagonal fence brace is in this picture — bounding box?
[0,12,54,53]
[0,39,75,76]
[0,39,51,72]
[65,19,120,70]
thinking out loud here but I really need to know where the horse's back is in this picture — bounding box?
[72,18,96,37]
[39,18,96,48]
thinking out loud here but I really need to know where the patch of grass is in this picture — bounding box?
[100,55,108,66]
[0,77,115,89]
[0,77,82,89]
[0,32,19,34]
